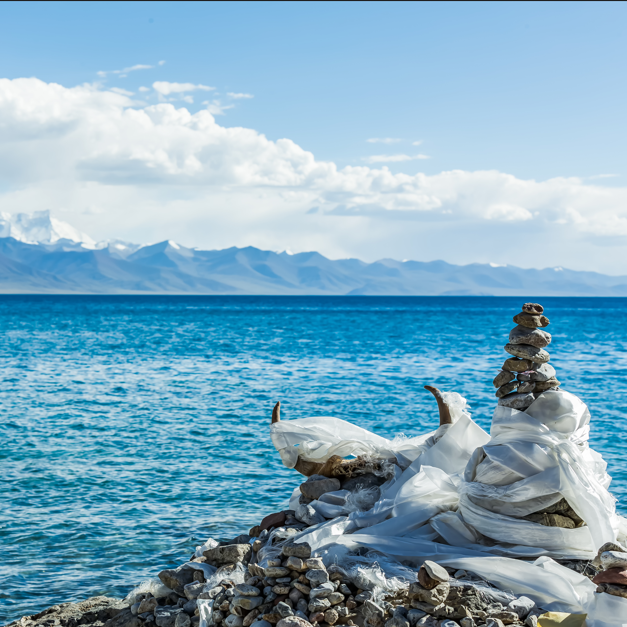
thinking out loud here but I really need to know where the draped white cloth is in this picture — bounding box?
[269,390,627,626]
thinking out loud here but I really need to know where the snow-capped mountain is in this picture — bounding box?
[0,210,97,248]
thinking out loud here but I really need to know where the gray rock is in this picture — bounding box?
[509,325,551,348]
[276,618,313,627]
[310,582,335,598]
[498,392,535,410]
[408,581,450,606]
[296,599,309,614]
[294,503,325,526]
[138,598,159,614]
[264,567,290,578]
[276,603,294,618]
[517,362,556,382]
[324,609,339,625]
[182,600,197,616]
[460,619,474,627]
[293,582,311,595]
[495,381,518,398]
[385,616,410,627]
[224,616,244,627]
[158,566,195,596]
[534,378,560,392]
[175,614,191,627]
[155,608,184,627]
[204,544,253,566]
[415,618,438,627]
[300,475,342,500]
[305,569,330,586]
[294,612,309,623]
[327,592,344,605]
[130,603,140,616]
[183,582,205,601]
[103,608,142,627]
[251,622,273,627]
[507,597,535,620]
[502,357,533,372]
[601,550,627,569]
[282,542,312,559]
[355,591,373,602]
[517,381,535,394]
[406,610,426,626]
[235,584,261,597]
[285,556,306,571]
[362,601,385,627]
[305,557,325,569]
[423,561,449,583]
[493,370,515,388]
[439,622,458,627]
[504,343,550,364]
[486,619,505,627]
[308,598,331,612]
[233,596,263,610]
[339,583,351,595]
[524,615,538,627]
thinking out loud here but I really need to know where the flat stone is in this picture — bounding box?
[305,569,330,586]
[276,602,293,618]
[204,544,253,566]
[513,313,550,328]
[293,582,311,595]
[600,551,627,570]
[265,567,290,578]
[496,381,518,398]
[534,378,560,392]
[498,392,535,410]
[515,362,555,382]
[517,381,535,394]
[276,618,313,627]
[493,370,515,388]
[282,542,312,559]
[310,583,335,599]
[272,586,290,595]
[235,585,261,597]
[234,596,264,610]
[502,357,533,372]
[504,343,550,363]
[509,325,551,348]
[305,557,325,569]
[300,476,341,501]
[422,561,449,583]
[592,567,627,586]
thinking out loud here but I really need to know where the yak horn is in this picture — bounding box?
[424,385,453,426]
[271,401,281,424]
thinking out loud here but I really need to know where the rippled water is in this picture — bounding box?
[1,296,626,624]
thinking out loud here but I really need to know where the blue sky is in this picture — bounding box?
[0,1,626,272]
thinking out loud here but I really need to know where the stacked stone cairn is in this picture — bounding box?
[592,542,627,599]
[493,303,559,411]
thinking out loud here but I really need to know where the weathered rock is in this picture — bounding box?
[522,303,544,315]
[493,370,515,388]
[175,613,191,627]
[300,475,342,500]
[282,542,313,559]
[362,600,385,627]
[285,556,306,571]
[234,596,264,610]
[260,511,288,532]
[235,584,262,597]
[496,381,518,398]
[600,550,627,570]
[276,602,294,618]
[601,583,627,598]
[159,566,195,596]
[272,585,291,595]
[138,597,159,614]
[517,362,556,382]
[204,544,253,566]
[485,618,505,627]
[305,557,325,569]
[308,597,331,613]
[276,618,313,627]
[324,609,339,625]
[459,618,475,627]
[293,582,311,595]
[385,615,410,627]
[534,378,560,392]
[423,561,449,583]
[306,569,330,586]
[513,313,550,328]
[593,567,627,585]
[310,582,335,599]
[502,357,533,372]
[507,597,535,620]
[407,610,427,626]
[251,621,273,627]
[155,607,184,627]
[509,325,551,348]
[517,381,535,394]
[183,599,197,615]
[225,616,244,627]
[498,392,535,410]
[504,343,550,364]
[341,473,386,492]
[184,582,205,601]
[408,581,450,606]
[265,567,290,578]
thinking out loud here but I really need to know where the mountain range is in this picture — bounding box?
[0,211,626,296]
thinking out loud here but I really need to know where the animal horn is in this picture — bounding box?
[424,385,453,426]
[271,401,281,424]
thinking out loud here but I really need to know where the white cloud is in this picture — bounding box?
[152,81,214,95]
[366,138,401,144]
[97,64,153,78]
[110,87,134,96]
[412,140,423,146]
[138,86,150,92]
[588,173,619,180]
[362,154,431,163]
[227,92,254,99]
[202,99,235,115]
[0,77,627,272]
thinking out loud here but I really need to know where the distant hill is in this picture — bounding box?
[1,236,627,296]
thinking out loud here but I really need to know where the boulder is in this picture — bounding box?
[282,542,312,559]
[159,565,195,596]
[300,476,341,500]
[600,550,627,570]
[204,544,253,566]
[260,511,288,532]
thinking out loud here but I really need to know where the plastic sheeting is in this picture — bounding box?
[269,389,627,624]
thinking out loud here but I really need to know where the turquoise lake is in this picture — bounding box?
[1,296,626,624]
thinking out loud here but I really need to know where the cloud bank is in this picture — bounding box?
[0,77,625,273]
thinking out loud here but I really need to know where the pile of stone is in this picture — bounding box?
[592,542,627,600]
[493,303,559,411]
